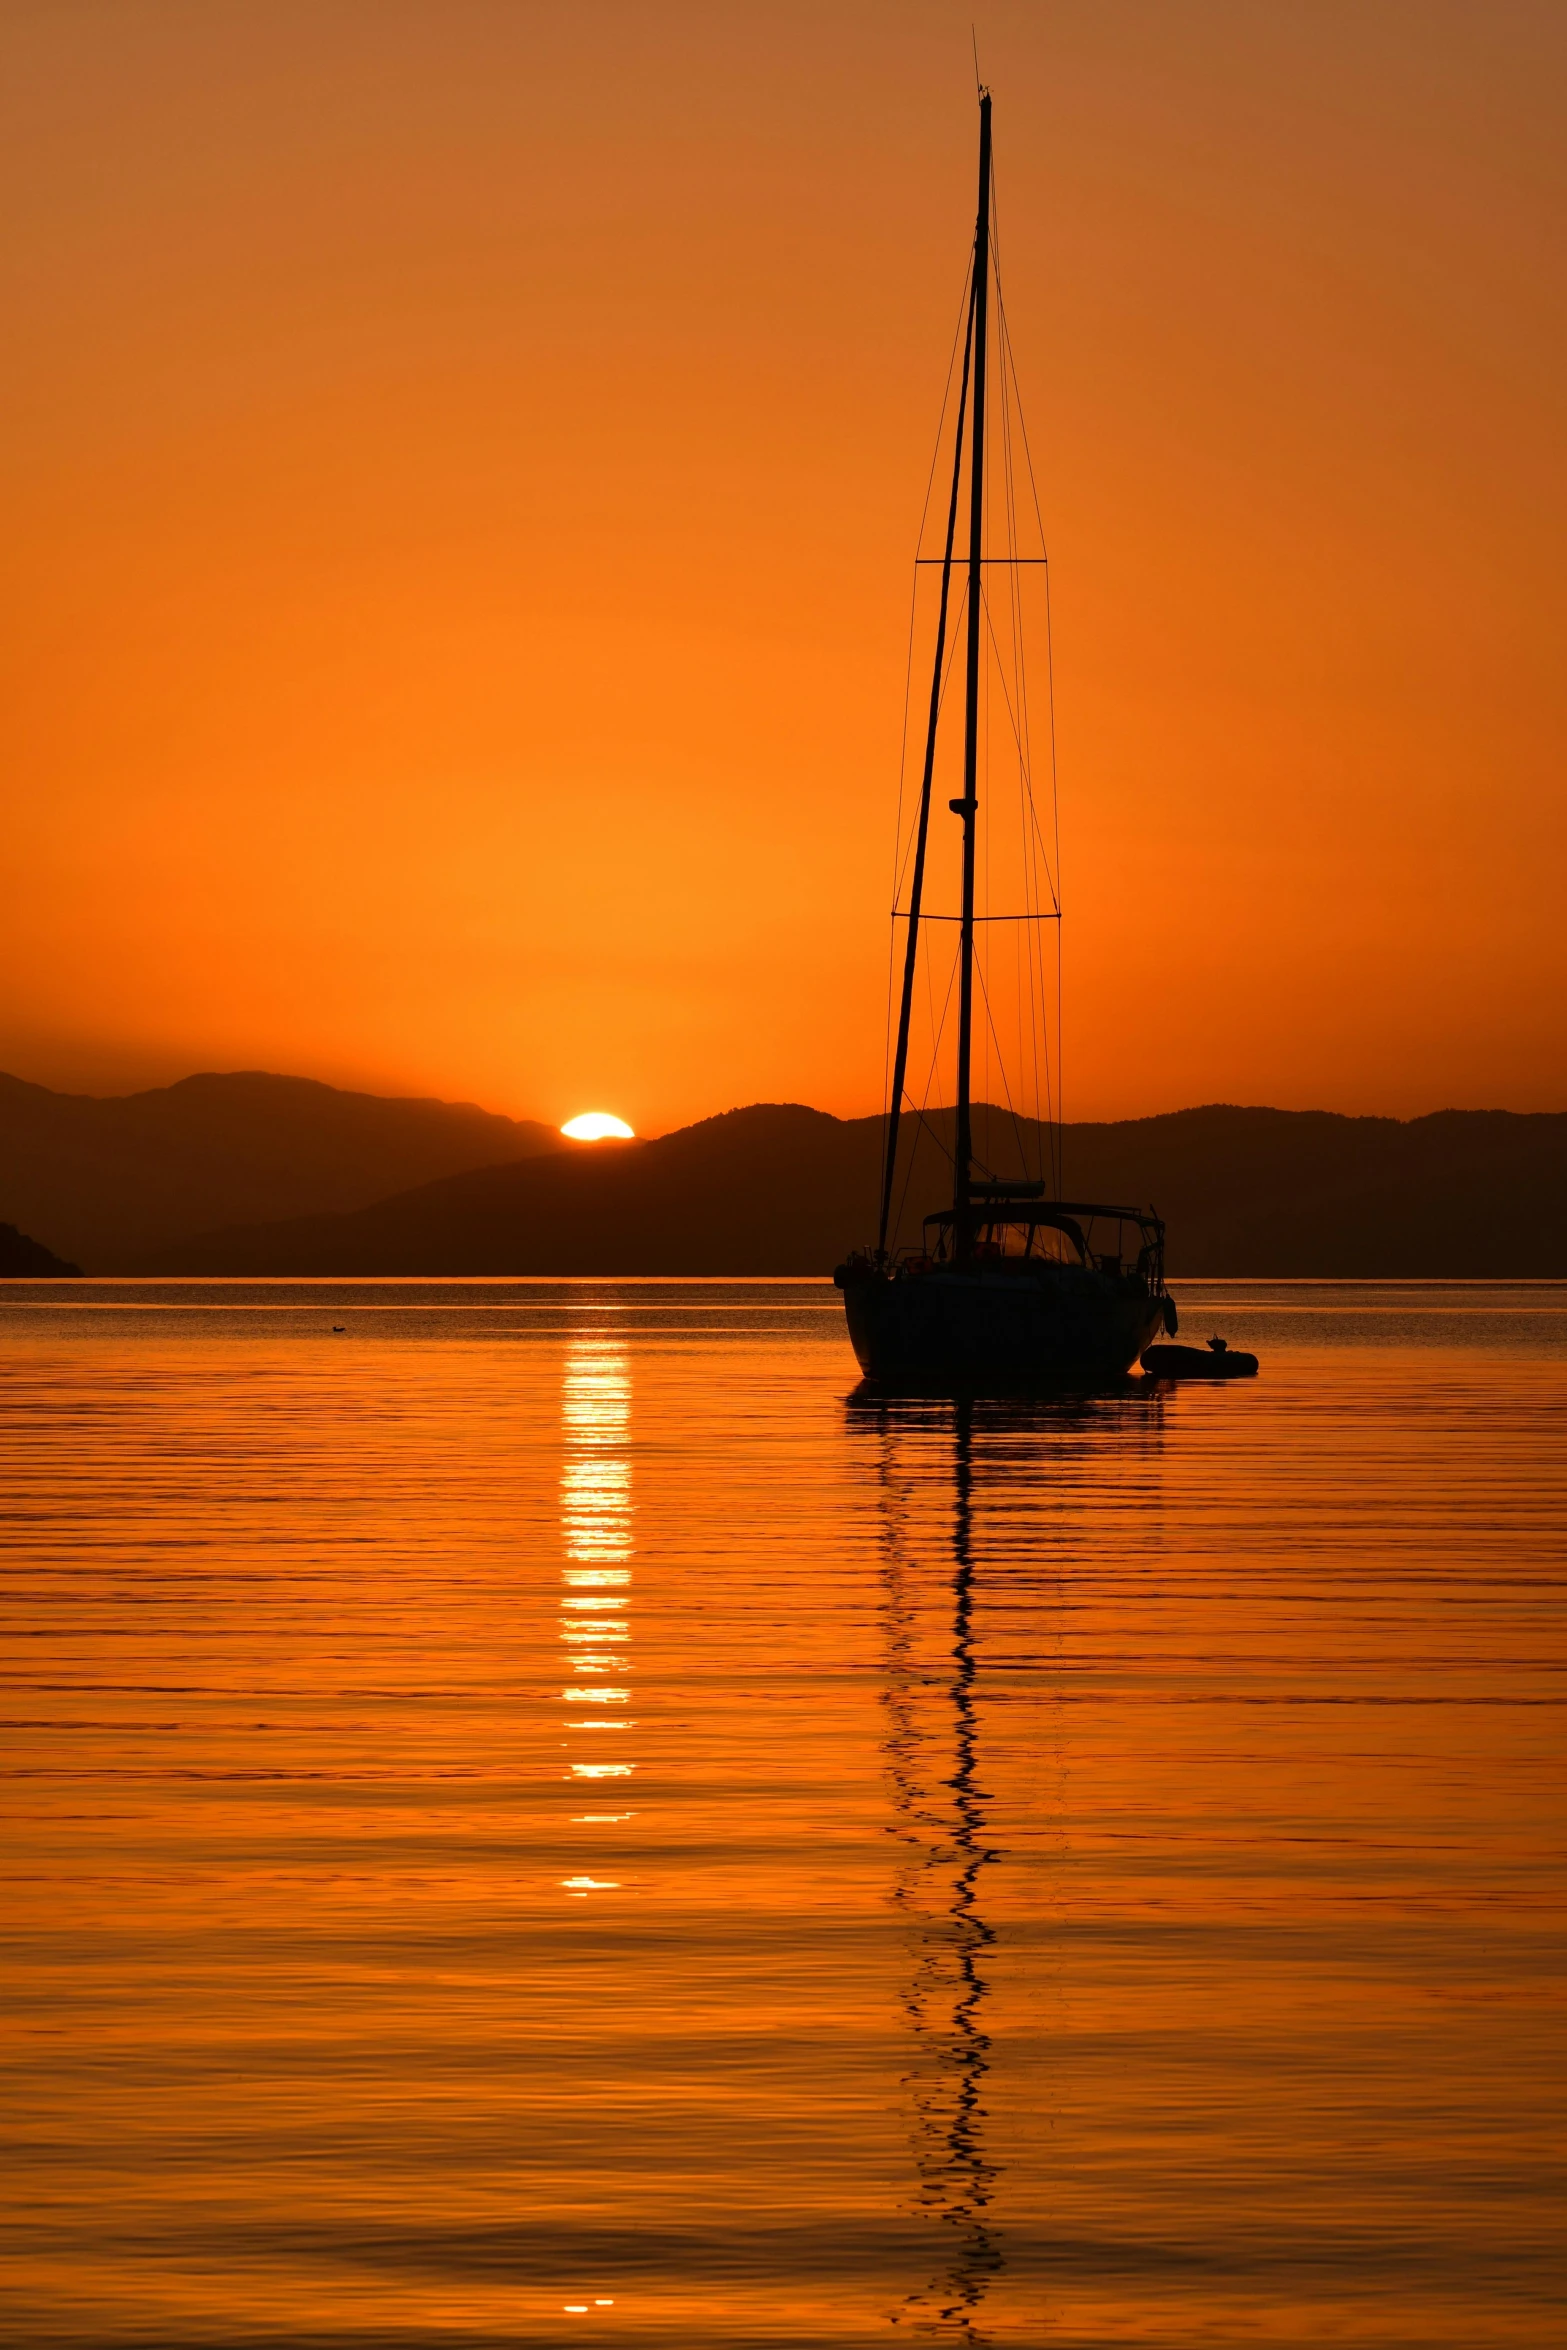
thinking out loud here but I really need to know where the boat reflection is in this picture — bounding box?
[889,1401,999,2339]
[855,1384,1166,2340]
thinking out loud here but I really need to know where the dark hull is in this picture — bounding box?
[842,1271,1166,1387]
[1142,1344,1258,1380]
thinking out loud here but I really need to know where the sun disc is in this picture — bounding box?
[561,1112,635,1142]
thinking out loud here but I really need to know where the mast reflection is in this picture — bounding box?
[873,1398,1001,2340]
[859,1382,1167,2340]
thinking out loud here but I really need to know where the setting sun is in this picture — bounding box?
[561,1113,636,1143]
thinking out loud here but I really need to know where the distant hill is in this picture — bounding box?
[137,1101,1567,1277]
[0,1222,80,1277]
[0,1071,560,1270]
[1059,1104,1567,1277]
[138,1104,862,1275]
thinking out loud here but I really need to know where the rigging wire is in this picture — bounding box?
[994,269,1065,1191]
[975,592,1056,902]
[890,578,972,912]
[887,263,977,929]
[1002,297,1052,1176]
[882,116,1070,1225]
[971,155,1062,1188]
[989,193,1036,1173]
[977,560,1059,1179]
[973,953,1033,1184]
[884,261,976,1147]
[893,938,962,1248]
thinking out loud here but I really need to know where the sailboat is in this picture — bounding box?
[836,91,1176,1386]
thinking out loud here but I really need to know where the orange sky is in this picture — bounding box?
[2,0,1563,1130]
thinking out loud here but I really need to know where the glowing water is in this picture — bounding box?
[1,1281,1562,2344]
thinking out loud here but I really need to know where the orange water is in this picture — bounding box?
[1,1281,1563,2347]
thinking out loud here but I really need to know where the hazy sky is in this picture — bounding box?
[3,0,1563,1128]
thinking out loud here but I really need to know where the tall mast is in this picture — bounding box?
[953,91,991,1250]
[877,278,976,1259]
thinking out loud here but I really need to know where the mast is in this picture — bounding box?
[877,279,976,1259]
[953,92,991,1252]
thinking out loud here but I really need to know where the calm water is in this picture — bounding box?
[1,1281,1562,2348]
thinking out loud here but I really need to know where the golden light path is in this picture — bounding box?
[559,1335,635,1894]
[557,1333,633,2322]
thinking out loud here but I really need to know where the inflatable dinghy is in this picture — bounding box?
[1141,1336,1258,1380]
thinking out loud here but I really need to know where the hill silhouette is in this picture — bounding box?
[0,1222,81,1277]
[135,1100,1567,1277]
[138,1104,860,1275]
[0,1071,559,1270]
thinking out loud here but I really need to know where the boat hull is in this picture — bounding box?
[1141,1344,1258,1380]
[840,1270,1166,1387]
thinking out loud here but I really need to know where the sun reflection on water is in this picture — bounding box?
[559,1339,635,1877]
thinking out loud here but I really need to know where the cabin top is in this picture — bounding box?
[918,1197,1165,1271]
[922,1197,1162,1233]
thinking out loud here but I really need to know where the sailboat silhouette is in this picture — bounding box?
[836,91,1174,1386]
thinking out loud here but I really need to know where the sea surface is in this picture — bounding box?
[0,1279,1562,2348]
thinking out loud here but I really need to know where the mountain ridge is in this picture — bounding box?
[132,1098,1567,1278]
[0,1069,561,1266]
[0,1221,81,1277]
